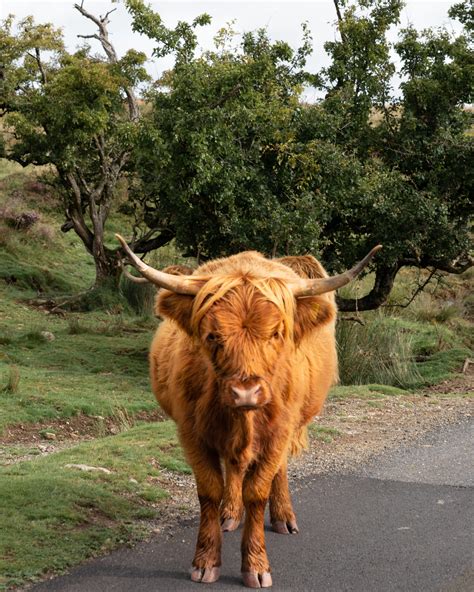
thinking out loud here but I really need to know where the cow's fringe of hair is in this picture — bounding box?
[191,275,296,338]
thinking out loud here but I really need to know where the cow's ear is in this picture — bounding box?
[156,291,195,335]
[294,296,336,343]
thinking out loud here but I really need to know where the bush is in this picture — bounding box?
[0,198,40,230]
[120,274,156,317]
[1,365,20,394]
[29,222,56,243]
[69,285,128,313]
[336,313,422,388]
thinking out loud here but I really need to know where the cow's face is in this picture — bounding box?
[198,284,289,409]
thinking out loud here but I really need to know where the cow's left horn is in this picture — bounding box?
[115,234,204,295]
[289,245,383,297]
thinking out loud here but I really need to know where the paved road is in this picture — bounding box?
[33,421,473,592]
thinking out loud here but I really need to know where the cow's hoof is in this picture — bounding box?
[221,517,240,532]
[190,566,220,583]
[271,519,299,535]
[242,571,272,588]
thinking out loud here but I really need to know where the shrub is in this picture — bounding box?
[120,275,156,317]
[336,313,422,388]
[406,291,464,324]
[29,222,56,243]
[0,201,40,230]
[1,366,20,394]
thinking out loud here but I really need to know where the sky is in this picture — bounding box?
[2,1,464,100]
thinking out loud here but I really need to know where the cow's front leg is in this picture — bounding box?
[269,456,299,534]
[240,468,274,589]
[221,459,244,532]
[188,446,224,584]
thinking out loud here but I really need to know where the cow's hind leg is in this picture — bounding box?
[221,459,244,532]
[187,445,224,584]
[269,457,299,535]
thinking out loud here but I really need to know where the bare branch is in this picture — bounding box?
[339,316,365,325]
[63,171,94,251]
[132,229,176,254]
[74,2,140,121]
[77,34,100,41]
[103,8,118,23]
[384,268,439,309]
[400,256,474,275]
[333,0,347,44]
[27,49,48,84]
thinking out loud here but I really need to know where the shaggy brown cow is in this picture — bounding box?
[116,235,381,589]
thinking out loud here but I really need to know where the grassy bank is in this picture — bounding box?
[0,422,189,590]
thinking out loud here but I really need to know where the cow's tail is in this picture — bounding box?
[289,425,309,456]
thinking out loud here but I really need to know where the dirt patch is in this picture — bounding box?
[421,363,473,394]
[0,408,166,445]
[290,390,472,480]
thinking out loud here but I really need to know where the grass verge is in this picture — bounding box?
[0,421,189,591]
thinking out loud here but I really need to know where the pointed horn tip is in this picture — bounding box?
[366,244,383,260]
[115,233,127,248]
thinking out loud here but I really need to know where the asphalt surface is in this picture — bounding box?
[32,420,473,592]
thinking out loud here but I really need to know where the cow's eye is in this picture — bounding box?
[272,331,280,339]
[207,333,218,343]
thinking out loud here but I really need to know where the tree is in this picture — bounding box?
[0,1,208,289]
[132,0,472,310]
[318,0,473,310]
[130,24,331,260]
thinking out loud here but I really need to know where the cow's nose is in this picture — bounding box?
[230,384,262,408]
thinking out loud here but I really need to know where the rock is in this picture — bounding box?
[40,331,55,341]
[43,432,56,440]
[129,478,138,484]
[65,464,112,474]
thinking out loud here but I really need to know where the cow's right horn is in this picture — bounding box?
[289,245,383,297]
[115,234,205,295]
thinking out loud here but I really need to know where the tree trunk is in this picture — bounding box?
[336,263,400,312]
[93,248,122,289]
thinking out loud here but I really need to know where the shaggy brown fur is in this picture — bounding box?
[149,251,338,588]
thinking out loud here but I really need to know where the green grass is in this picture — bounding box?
[329,383,411,401]
[0,421,189,590]
[0,308,159,432]
[308,425,342,443]
[416,347,473,385]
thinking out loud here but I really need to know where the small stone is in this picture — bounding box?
[65,464,112,474]
[40,331,55,341]
[129,478,138,484]
[43,432,56,440]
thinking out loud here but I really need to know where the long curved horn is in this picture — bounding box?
[115,234,204,295]
[289,245,383,297]
[118,257,150,284]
